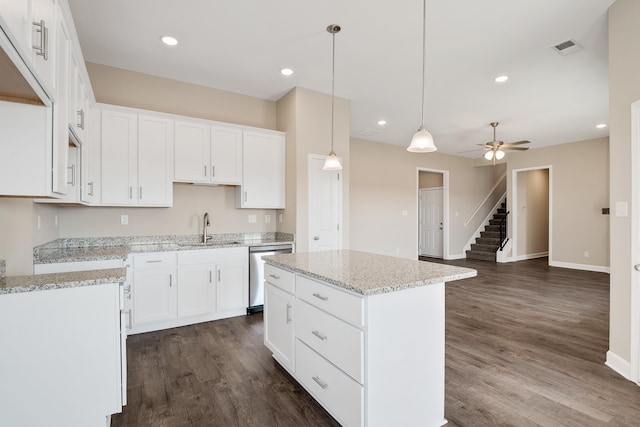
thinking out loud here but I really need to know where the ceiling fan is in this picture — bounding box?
[480,122,530,161]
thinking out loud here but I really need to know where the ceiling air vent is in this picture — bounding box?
[352,128,381,138]
[551,39,583,56]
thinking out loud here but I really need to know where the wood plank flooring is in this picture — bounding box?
[112,257,640,426]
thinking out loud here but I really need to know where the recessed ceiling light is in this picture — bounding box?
[377,120,387,126]
[161,36,178,46]
[494,75,509,83]
[280,68,293,76]
[596,123,607,129]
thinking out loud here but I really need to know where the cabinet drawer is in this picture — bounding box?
[296,340,363,427]
[296,275,364,327]
[265,264,295,294]
[177,249,217,265]
[133,252,176,269]
[296,299,364,383]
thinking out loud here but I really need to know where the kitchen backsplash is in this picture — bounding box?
[0,260,5,278]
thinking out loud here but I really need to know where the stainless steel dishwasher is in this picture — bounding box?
[248,244,293,314]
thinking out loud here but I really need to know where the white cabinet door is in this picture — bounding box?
[211,125,242,185]
[177,264,215,317]
[238,130,285,208]
[30,0,56,95]
[137,114,173,206]
[0,0,30,57]
[133,268,177,325]
[174,120,210,183]
[101,110,137,205]
[68,52,89,144]
[216,261,247,311]
[264,282,295,371]
[81,108,100,204]
[51,11,69,195]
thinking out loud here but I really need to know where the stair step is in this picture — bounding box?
[489,219,506,225]
[485,225,501,232]
[476,237,500,245]
[480,233,500,240]
[493,213,506,219]
[471,243,499,252]
[497,208,507,214]
[465,250,496,262]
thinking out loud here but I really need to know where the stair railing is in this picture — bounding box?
[499,211,509,250]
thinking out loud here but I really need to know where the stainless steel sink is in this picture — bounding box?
[176,241,243,247]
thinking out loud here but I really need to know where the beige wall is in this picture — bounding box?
[608,0,640,363]
[419,171,444,189]
[350,139,503,259]
[516,169,549,257]
[277,87,350,252]
[57,64,280,239]
[506,137,609,268]
[0,200,59,275]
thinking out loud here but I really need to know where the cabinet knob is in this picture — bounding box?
[314,236,320,241]
[635,264,640,272]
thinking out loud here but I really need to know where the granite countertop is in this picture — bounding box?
[34,233,294,264]
[263,250,477,296]
[0,268,127,295]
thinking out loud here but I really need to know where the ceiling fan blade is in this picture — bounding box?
[501,140,530,147]
[502,146,529,151]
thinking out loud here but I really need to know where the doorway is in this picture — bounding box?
[631,99,640,384]
[308,154,342,252]
[511,166,552,262]
[417,169,449,259]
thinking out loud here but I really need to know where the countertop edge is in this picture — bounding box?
[0,268,127,295]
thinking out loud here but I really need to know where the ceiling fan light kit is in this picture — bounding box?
[323,24,343,171]
[481,121,530,163]
[407,0,437,153]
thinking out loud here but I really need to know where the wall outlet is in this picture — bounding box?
[279,213,283,223]
[54,215,58,228]
[37,215,41,230]
[120,215,128,225]
[265,214,271,224]
[402,210,408,216]
[248,215,257,224]
[584,251,590,258]
[396,248,400,254]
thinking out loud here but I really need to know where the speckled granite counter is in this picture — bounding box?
[263,250,476,296]
[34,232,294,264]
[0,268,126,295]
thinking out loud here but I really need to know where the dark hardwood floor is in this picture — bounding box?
[113,257,640,426]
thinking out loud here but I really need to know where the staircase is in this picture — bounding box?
[465,199,507,262]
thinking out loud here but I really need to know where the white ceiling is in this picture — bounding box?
[67,0,614,157]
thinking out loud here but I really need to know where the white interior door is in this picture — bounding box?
[308,154,342,252]
[419,188,443,257]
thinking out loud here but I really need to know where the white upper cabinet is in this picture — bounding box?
[68,51,90,144]
[100,108,173,206]
[51,10,69,195]
[174,120,210,183]
[0,0,30,56]
[237,130,285,209]
[174,121,242,185]
[210,125,242,185]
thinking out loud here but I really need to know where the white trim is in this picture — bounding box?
[446,253,467,260]
[511,165,553,264]
[463,192,507,254]
[631,99,640,384]
[606,350,632,381]
[515,251,549,261]
[416,168,450,260]
[464,171,507,226]
[548,260,611,274]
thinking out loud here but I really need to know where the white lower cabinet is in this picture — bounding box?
[130,247,248,334]
[264,264,447,427]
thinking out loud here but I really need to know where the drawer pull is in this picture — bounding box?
[312,330,327,341]
[286,304,292,323]
[145,260,163,263]
[312,293,328,301]
[269,274,281,280]
[312,376,328,389]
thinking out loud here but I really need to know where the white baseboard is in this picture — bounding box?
[549,260,610,273]
[515,251,548,261]
[445,253,466,260]
[606,350,632,381]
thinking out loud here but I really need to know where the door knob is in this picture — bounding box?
[635,264,640,272]
[314,236,320,240]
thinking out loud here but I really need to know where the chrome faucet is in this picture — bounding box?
[203,212,212,244]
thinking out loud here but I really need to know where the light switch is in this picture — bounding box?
[265,214,271,224]
[121,215,128,225]
[615,201,629,217]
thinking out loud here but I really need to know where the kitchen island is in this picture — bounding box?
[262,250,476,427]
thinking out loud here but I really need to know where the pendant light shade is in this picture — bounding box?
[408,0,437,153]
[322,24,343,171]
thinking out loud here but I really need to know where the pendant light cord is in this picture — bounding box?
[331,30,336,153]
[420,0,426,128]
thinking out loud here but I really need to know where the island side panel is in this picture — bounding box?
[365,282,446,427]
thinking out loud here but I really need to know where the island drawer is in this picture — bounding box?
[132,252,176,269]
[296,299,364,383]
[265,264,295,294]
[296,275,364,327]
[296,339,363,427]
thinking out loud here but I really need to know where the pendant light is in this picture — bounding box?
[407,0,437,153]
[323,24,343,171]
